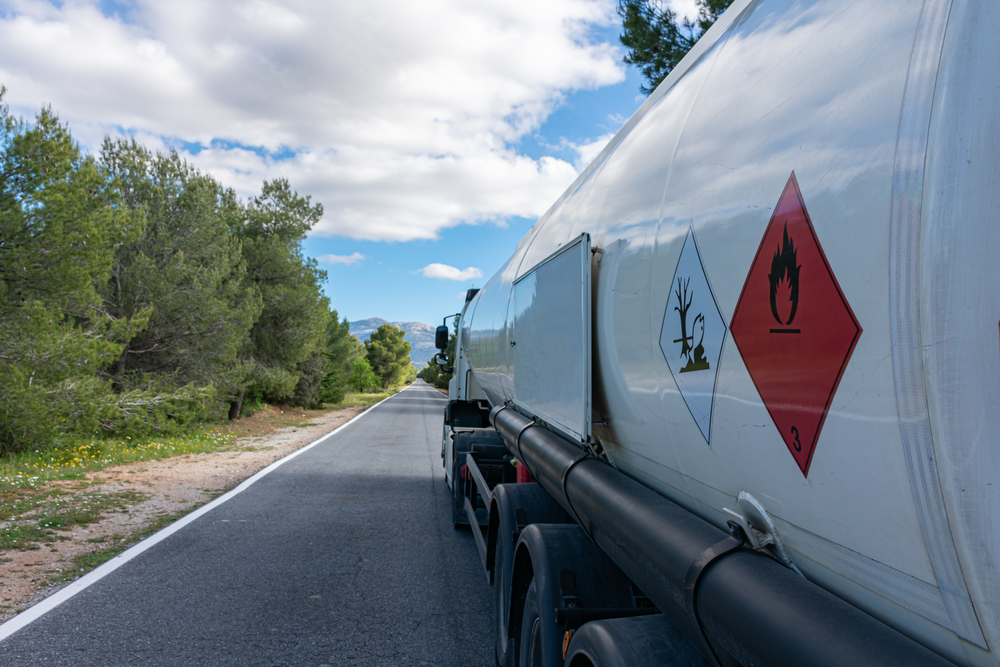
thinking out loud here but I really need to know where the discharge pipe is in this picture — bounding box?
[491,405,955,667]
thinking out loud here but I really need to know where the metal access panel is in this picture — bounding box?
[511,233,591,444]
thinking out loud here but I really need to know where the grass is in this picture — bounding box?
[0,489,150,551]
[0,488,67,522]
[35,490,149,531]
[0,430,236,493]
[66,545,124,575]
[0,387,399,494]
[0,525,50,551]
[338,388,399,407]
[0,389,394,503]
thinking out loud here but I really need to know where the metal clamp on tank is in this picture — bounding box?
[685,493,801,666]
[721,492,802,576]
[682,531,745,667]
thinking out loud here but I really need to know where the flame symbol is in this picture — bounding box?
[768,223,800,325]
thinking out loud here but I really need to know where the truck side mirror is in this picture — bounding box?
[434,353,448,366]
[435,325,449,350]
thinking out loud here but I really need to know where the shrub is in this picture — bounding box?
[349,358,381,393]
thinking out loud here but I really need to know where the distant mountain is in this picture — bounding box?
[349,318,438,367]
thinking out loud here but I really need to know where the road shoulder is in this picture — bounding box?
[0,405,364,623]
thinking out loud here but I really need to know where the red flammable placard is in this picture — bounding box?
[730,172,861,477]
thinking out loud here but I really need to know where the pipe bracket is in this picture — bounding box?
[683,533,745,666]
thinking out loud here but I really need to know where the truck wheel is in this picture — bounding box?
[518,578,543,667]
[494,533,515,666]
[563,615,708,667]
[496,637,517,667]
[452,464,466,528]
[490,484,567,666]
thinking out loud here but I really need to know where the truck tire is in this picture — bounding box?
[518,578,543,667]
[563,615,708,667]
[495,531,516,666]
[490,484,567,667]
[452,461,466,528]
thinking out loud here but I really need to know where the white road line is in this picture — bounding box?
[0,391,403,643]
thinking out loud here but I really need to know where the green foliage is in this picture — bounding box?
[417,361,449,389]
[316,311,364,405]
[617,0,734,95]
[240,386,264,418]
[696,0,732,30]
[318,383,346,406]
[234,179,330,406]
[417,319,457,389]
[0,89,341,453]
[298,315,412,404]
[0,307,212,451]
[0,93,128,452]
[348,357,381,393]
[99,139,261,402]
[291,347,327,409]
[0,98,120,316]
[364,323,412,389]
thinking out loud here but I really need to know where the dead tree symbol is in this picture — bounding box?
[673,277,710,372]
[673,277,694,360]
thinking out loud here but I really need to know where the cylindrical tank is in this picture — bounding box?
[463,1,1000,665]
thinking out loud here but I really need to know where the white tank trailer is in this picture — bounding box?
[435,1,1000,665]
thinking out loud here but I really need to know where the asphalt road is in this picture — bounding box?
[0,381,493,666]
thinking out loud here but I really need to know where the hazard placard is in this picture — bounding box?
[659,228,727,444]
[730,173,861,477]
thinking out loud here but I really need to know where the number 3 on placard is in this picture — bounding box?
[790,426,802,452]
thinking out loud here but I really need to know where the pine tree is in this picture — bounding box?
[0,94,125,450]
[99,139,262,402]
[229,179,330,418]
[315,311,364,405]
[617,0,735,95]
[364,324,411,389]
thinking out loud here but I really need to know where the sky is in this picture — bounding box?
[0,0,700,329]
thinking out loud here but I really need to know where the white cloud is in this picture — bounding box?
[571,132,616,170]
[420,264,484,281]
[317,252,366,266]
[663,0,698,21]
[0,0,626,242]
[665,0,700,23]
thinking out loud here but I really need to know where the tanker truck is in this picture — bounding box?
[433,1,1000,665]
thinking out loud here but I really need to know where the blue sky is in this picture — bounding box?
[306,17,648,327]
[0,0,694,329]
[308,59,648,327]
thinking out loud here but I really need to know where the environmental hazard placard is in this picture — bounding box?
[730,173,861,476]
[660,228,727,444]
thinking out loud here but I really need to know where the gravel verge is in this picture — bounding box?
[0,404,365,623]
